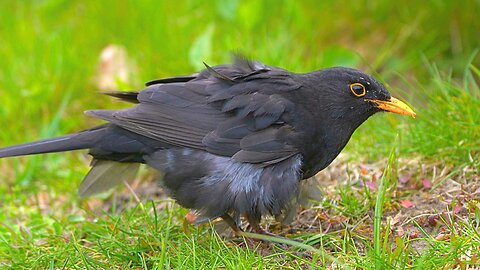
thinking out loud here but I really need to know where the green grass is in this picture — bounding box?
[0,0,479,268]
[373,138,397,270]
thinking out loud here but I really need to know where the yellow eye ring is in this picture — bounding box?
[350,83,366,97]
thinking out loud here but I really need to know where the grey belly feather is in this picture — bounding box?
[144,149,303,220]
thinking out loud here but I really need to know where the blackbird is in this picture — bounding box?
[0,57,415,234]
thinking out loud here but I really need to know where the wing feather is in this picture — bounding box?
[88,58,303,165]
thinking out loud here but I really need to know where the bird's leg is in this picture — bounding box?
[223,213,298,249]
[220,213,242,236]
[185,210,199,224]
[245,214,279,237]
[246,215,309,257]
[220,214,262,249]
[243,214,298,250]
[182,210,199,234]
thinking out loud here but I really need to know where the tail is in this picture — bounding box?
[0,127,106,158]
[0,125,149,197]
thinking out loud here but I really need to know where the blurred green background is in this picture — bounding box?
[0,0,479,268]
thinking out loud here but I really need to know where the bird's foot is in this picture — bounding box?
[240,224,305,250]
[251,225,279,237]
[218,214,308,256]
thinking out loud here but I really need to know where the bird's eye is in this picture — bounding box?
[349,83,366,97]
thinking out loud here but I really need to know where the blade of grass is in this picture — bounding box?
[374,134,398,269]
[238,231,350,269]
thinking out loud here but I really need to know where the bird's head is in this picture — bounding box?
[308,67,416,125]
[295,67,416,176]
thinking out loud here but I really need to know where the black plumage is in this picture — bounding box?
[0,57,415,234]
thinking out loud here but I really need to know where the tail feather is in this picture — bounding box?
[0,125,149,197]
[0,127,105,158]
[78,159,140,197]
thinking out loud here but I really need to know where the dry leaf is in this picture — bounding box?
[428,214,440,226]
[360,164,369,176]
[396,226,405,237]
[399,174,411,184]
[422,178,432,189]
[408,230,420,239]
[434,233,449,241]
[400,200,414,208]
[365,181,376,191]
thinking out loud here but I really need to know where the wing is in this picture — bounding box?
[87,58,303,165]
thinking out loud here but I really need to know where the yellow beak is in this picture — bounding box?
[370,97,416,118]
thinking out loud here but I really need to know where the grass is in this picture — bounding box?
[373,137,397,269]
[0,0,479,269]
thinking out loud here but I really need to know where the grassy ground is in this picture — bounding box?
[0,1,479,269]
